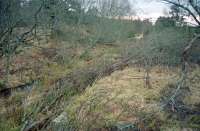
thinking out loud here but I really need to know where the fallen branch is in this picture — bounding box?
[22,56,136,131]
[182,34,200,62]
[161,33,200,116]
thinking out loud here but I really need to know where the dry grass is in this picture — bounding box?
[65,65,200,130]
[65,66,181,130]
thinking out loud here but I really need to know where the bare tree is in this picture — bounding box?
[162,0,200,64]
[162,0,200,26]
[0,0,45,84]
[161,0,200,110]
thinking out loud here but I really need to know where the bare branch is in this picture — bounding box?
[189,0,200,17]
[182,33,200,59]
[162,0,200,26]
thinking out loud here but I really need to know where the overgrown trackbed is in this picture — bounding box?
[23,56,136,131]
[65,66,179,130]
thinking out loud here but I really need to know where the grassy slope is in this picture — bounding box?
[0,21,199,131]
[65,66,200,130]
[0,23,133,130]
[65,67,176,130]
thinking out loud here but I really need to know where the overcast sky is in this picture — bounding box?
[131,0,170,21]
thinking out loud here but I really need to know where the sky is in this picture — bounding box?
[130,0,170,22]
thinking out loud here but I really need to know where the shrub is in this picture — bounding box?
[0,80,5,90]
